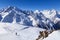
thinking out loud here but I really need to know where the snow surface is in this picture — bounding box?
[0,27,7,34]
[0,23,60,40]
[43,30,60,40]
[0,22,46,40]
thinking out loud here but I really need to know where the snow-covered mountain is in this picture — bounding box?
[0,6,60,30]
[0,6,60,40]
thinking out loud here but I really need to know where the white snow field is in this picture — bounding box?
[0,22,46,40]
[43,30,60,40]
[0,22,60,40]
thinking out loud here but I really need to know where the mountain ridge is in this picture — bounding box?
[0,6,60,30]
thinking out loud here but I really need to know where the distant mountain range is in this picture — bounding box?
[0,6,60,30]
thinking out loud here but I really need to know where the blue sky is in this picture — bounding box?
[0,0,60,10]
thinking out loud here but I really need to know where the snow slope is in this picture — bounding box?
[0,27,7,34]
[0,22,60,40]
[0,22,45,40]
[43,30,60,40]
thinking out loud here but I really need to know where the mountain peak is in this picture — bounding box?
[8,6,15,9]
[34,10,40,13]
[4,6,15,12]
